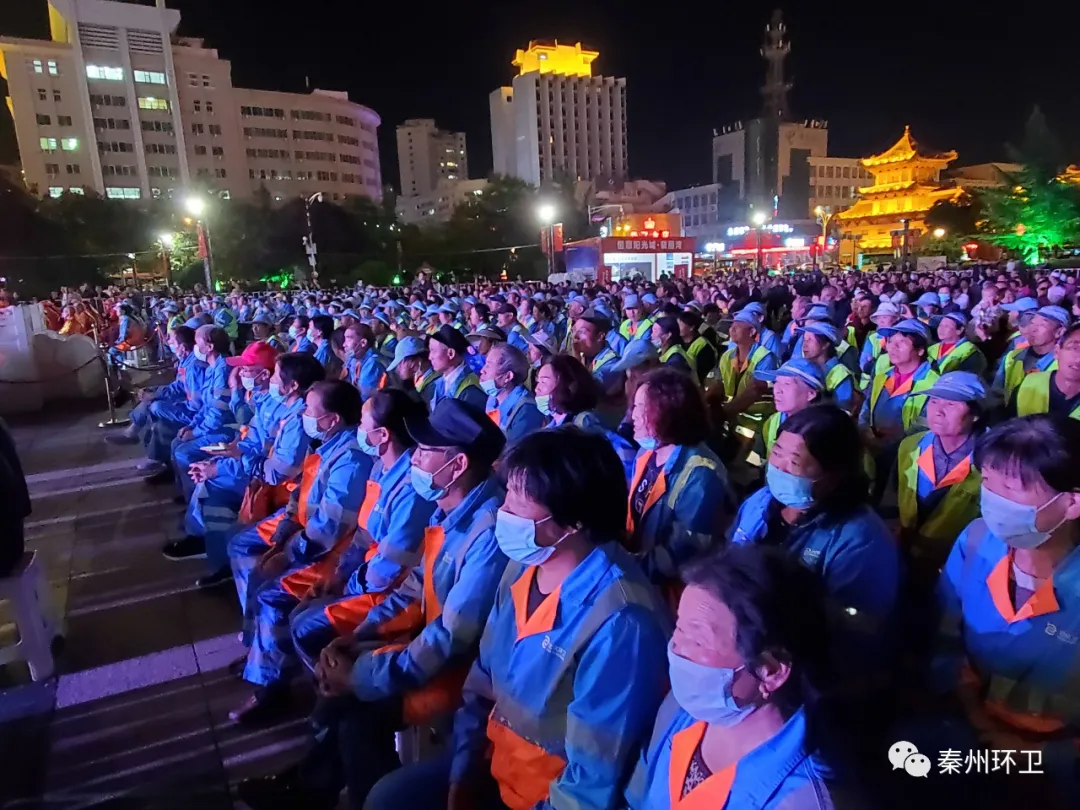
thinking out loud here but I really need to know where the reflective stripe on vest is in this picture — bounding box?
[869,367,938,432]
[896,430,981,542]
[1016,371,1080,419]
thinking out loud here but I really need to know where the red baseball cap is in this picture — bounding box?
[225,340,279,370]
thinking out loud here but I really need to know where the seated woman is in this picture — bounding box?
[479,343,544,443]
[628,367,732,594]
[928,414,1080,806]
[752,358,826,465]
[107,302,148,366]
[226,380,373,723]
[288,315,313,353]
[289,388,437,670]
[626,544,843,810]
[362,426,671,810]
[309,314,336,370]
[798,321,861,415]
[730,405,900,675]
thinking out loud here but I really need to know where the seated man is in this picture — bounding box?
[236,398,507,810]
[227,380,372,723]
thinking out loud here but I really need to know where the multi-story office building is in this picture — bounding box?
[396,118,467,196]
[490,41,627,187]
[396,178,488,227]
[0,0,380,202]
[807,156,871,215]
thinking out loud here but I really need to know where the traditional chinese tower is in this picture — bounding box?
[836,126,964,255]
[761,9,792,121]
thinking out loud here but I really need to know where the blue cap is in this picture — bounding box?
[623,294,641,309]
[926,371,987,403]
[610,339,659,374]
[742,302,765,317]
[915,292,940,308]
[463,296,478,306]
[409,301,426,312]
[373,311,392,326]
[184,316,203,329]
[641,293,658,305]
[941,311,968,327]
[798,321,840,345]
[802,303,832,322]
[732,311,760,326]
[424,304,440,317]
[405,398,506,466]
[251,314,274,326]
[438,302,459,315]
[341,308,361,320]
[876,318,931,342]
[754,358,826,391]
[386,335,427,371]
[1033,305,1071,327]
[1002,296,1039,312]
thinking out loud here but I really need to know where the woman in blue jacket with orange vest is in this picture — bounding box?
[362,426,671,810]
[626,544,845,810]
[478,343,544,443]
[627,367,732,593]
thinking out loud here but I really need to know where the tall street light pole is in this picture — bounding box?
[158,232,174,287]
[303,191,323,286]
[751,209,768,271]
[538,203,557,278]
[814,205,835,272]
[185,195,213,292]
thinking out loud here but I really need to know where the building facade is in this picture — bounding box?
[395,178,488,227]
[396,118,466,197]
[807,156,871,215]
[490,41,627,187]
[658,183,724,236]
[836,126,964,255]
[946,162,1020,190]
[0,0,380,202]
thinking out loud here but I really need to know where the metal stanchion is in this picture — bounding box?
[94,324,130,429]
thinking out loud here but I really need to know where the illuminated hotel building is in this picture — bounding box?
[490,41,627,187]
[0,0,381,202]
[835,126,964,255]
[396,118,467,196]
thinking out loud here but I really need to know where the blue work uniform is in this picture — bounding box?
[430,365,486,412]
[347,348,389,401]
[627,696,839,810]
[626,444,730,590]
[588,346,621,393]
[730,486,900,669]
[214,306,239,340]
[233,429,373,686]
[859,360,939,439]
[137,351,202,435]
[168,354,236,496]
[605,330,630,356]
[822,356,858,412]
[290,450,437,670]
[313,340,334,370]
[504,323,531,353]
[993,346,1056,404]
[485,386,544,443]
[448,544,670,810]
[350,477,506,728]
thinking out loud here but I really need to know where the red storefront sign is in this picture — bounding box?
[597,265,612,284]
[602,237,695,253]
[674,263,689,280]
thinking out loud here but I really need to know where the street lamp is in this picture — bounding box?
[185,194,213,291]
[158,233,174,286]
[750,210,768,270]
[537,203,556,225]
[814,205,836,272]
[303,192,323,285]
[537,203,559,277]
[933,227,946,239]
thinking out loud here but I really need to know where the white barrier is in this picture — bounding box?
[0,304,105,415]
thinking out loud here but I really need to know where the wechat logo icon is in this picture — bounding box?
[888,741,931,777]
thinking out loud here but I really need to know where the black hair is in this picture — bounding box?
[683,544,831,718]
[677,311,703,331]
[291,315,310,330]
[803,330,837,359]
[170,324,195,350]
[277,351,325,393]
[310,379,363,426]
[976,414,1080,491]
[654,314,680,339]
[330,326,346,354]
[658,303,680,317]
[1060,322,1080,344]
[473,302,491,320]
[641,366,711,446]
[703,303,720,317]
[775,405,869,519]
[544,354,599,416]
[203,325,231,356]
[502,425,628,542]
[311,315,335,340]
[367,388,425,449]
[348,322,375,347]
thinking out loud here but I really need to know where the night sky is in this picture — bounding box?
[3,0,1080,191]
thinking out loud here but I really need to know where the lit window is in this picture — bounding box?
[86,65,124,81]
[70,187,84,195]
[133,70,166,85]
[48,186,64,198]
[32,59,43,73]
[40,137,58,152]
[138,97,169,111]
[106,187,141,199]
[61,137,79,151]
[47,60,58,76]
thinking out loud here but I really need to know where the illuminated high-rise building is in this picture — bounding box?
[0,0,381,202]
[396,118,467,196]
[490,41,627,187]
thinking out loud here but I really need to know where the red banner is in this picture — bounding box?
[197,223,208,259]
[674,264,689,280]
[601,237,695,253]
[597,265,612,285]
[553,223,564,252]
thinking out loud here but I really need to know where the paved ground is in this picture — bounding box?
[0,404,311,810]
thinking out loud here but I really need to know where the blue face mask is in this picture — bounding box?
[194,347,208,363]
[480,378,500,397]
[766,464,816,509]
[268,382,285,402]
[667,641,754,726]
[637,435,658,451]
[411,454,458,502]
[302,413,325,440]
[938,292,951,306]
[356,428,381,457]
[981,487,1065,549]
[495,509,567,566]
[535,394,552,416]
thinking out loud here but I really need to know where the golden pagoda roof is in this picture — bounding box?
[862,126,958,168]
[837,186,964,222]
[1062,165,1080,183]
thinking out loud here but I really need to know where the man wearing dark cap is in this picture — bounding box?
[494,303,530,352]
[573,308,620,387]
[237,399,508,810]
[428,324,487,411]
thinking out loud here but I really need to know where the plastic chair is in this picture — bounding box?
[0,551,60,681]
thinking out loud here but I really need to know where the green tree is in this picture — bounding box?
[979,107,1080,263]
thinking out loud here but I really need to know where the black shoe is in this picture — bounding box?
[196,565,232,589]
[234,767,338,810]
[104,432,139,445]
[144,468,174,485]
[229,684,291,725]
[228,654,248,678]
[162,536,206,561]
